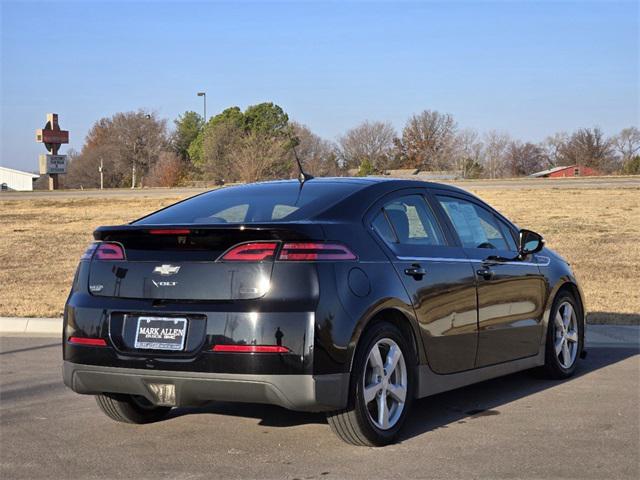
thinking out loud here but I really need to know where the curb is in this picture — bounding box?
[586,325,640,348]
[0,317,62,336]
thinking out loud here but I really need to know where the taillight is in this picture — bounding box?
[212,344,290,353]
[68,336,107,346]
[279,242,356,261]
[221,242,278,262]
[94,242,125,261]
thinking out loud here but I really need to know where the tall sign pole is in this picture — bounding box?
[35,113,69,190]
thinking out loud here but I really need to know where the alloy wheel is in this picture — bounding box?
[554,301,579,369]
[362,338,407,430]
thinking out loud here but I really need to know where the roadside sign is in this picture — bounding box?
[35,129,69,144]
[35,113,69,190]
[39,154,68,174]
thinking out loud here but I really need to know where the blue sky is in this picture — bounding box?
[1,0,638,171]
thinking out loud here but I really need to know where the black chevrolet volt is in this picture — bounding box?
[63,178,585,446]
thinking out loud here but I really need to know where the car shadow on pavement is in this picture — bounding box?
[167,345,638,434]
[0,341,60,356]
[168,401,327,427]
[399,345,638,442]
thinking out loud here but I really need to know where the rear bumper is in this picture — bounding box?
[63,361,349,412]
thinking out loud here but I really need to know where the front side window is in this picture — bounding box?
[372,195,445,246]
[437,196,515,251]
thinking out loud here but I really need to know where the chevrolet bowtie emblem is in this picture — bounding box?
[153,264,181,276]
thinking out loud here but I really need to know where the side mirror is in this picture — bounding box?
[518,229,544,257]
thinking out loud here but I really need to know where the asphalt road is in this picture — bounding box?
[1,176,638,200]
[1,337,638,480]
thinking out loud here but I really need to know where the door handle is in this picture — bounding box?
[404,264,427,279]
[476,267,493,280]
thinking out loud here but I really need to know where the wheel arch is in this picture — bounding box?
[540,278,587,352]
[556,282,585,317]
[548,280,586,323]
[347,305,425,374]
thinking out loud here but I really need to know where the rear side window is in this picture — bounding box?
[372,195,445,246]
[436,196,516,251]
[372,211,397,243]
[134,182,363,225]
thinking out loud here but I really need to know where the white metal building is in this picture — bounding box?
[0,166,40,191]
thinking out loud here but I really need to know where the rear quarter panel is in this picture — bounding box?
[311,221,425,375]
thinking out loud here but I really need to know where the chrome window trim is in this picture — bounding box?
[396,255,551,267]
[397,256,471,263]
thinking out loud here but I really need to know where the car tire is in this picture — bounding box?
[540,292,584,379]
[326,321,415,446]
[95,393,172,424]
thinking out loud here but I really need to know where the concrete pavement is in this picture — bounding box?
[0,332,638,479]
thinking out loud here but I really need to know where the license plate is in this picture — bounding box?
[134,317,187,351]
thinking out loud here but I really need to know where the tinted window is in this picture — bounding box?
[373,195,445,246]
[372,210,397,243]
[437,196,513,250]
[497,218,517,251]
[134,182,363,225]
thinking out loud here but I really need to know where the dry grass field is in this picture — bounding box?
[1,185,638,323]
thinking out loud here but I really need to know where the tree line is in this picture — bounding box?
[63,103,640,189]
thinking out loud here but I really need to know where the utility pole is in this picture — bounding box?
[131,139,139,189]
[99,158,104,189]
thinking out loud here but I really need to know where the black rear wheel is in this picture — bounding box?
[95,393,171,424]
[327,321,415,446]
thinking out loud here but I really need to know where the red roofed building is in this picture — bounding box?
[530,164,601,178]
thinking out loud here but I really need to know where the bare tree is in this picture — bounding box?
[70,110,169,188]
[453,128,484,177]
[542,132,570,168]
[146,151,184,187]
[227,133,290,183]
[290,122,340,177]
[506,141,546,176]
[613,127,640,168]
[338,121,397,172]
[564,127,615,171]
[483,131,511,178]
[401,110,457,170]
[65,144,120,189]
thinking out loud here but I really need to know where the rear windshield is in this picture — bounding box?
[134,181,363,225]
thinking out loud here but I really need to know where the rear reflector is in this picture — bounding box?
[68,336,107,346]
[278,242,356,261]
[221,242,278,262]
[212,344,290,353]
[94,242,125,261]
[148,229,191,235]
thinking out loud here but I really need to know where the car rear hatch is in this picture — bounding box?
[88,224,325,301]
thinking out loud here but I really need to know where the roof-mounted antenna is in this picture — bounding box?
[289,132,314,184]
